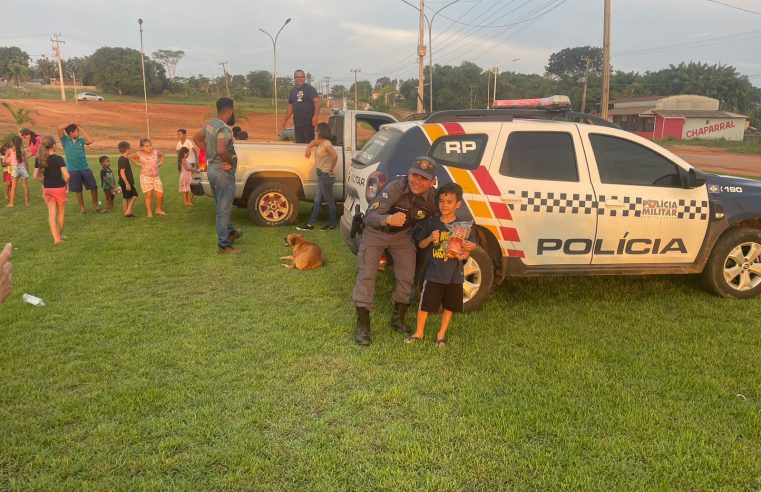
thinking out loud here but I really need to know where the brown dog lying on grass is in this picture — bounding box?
[281,233,324,270]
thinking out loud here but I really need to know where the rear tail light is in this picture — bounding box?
[366,171,387,202]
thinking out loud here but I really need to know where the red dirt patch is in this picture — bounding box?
[0,99,294,153]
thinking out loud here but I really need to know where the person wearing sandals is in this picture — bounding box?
[57,122,106,214]
[297,122,338,231]
[405,182,475,349]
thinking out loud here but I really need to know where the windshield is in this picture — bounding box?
[354,128,401,167]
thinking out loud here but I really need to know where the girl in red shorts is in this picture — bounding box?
[33,136,70,244]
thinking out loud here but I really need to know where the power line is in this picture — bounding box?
[706,0,761,16]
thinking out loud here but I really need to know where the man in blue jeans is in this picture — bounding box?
[193,98,243,254]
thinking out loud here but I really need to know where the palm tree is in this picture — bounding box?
[0,102,37,132]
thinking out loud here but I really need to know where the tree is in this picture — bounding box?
[0,47,30,85]
[330,84,347,99]
[246,70,272,98]
[1,102,36,131]
[33,56,56,83]
[151,49,184,82]
[545,46,604,79]
[87,47,166,96]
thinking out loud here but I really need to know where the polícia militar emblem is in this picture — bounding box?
[416,210,427,220]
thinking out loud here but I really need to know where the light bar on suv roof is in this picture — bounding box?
[492,95,571,110]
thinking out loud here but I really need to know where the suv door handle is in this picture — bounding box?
[500,193,522,203]
[604,199,623,207]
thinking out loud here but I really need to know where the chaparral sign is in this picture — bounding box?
[682,118,744,141]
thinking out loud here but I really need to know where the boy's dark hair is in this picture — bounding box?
[232,126,241,137]
[437,182,463,201]
[216,97,234,112]
[237,131,248,140]
[117,141,130,153]
[315,122,331,140]
[64,124,78,135]
[177,128,186,135]
[98,155,109,165]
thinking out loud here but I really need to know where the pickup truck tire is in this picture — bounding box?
[703,227,761,298]
[247,181,299,226]
[463,245,494,312]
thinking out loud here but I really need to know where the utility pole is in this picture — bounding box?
[492,66,498,104]
[580,56,593,113]
[601,0,611,120]
[416,0,426,113]
[51,33,66,101]
[324,76,331,99]
[351,68,361,110]
[470,86,473,109]
[219,61,230,97]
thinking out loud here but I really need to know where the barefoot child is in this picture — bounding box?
[131,138,165,217]
[4,136,30,207]
[117,141,138,217]
[177,146,198,206]
[99,156,121,211]
[1,143,10,201]
[405,182,476,348]
[32,136,69,244]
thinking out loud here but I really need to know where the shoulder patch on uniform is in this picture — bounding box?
[370,201,380,210]
[416,210,427,220]
[381,192,389,199]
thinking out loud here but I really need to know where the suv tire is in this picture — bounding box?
[247,181,299,226]
[702,227,761,298]
[463,245,495,312]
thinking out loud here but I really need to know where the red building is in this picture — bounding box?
[609,95,748,141]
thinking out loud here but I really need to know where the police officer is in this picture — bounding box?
[353,156,439,346]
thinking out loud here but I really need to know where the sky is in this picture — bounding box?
[4,0,761,91]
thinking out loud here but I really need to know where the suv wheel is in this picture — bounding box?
[703,227,761,298]
[463,245,495,312]
[247,181,299,226]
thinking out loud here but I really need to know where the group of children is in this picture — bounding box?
[2,127,205,244]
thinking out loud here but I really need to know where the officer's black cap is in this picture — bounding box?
[409,156,437,180]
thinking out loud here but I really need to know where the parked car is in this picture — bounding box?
[191,109,397,226]
[76,92,104,102]
[341,96,761,310]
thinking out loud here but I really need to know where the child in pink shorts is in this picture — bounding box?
[131,138,166,217]
[33,136,70,244]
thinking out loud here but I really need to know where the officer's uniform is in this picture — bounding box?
[352,176,437,309]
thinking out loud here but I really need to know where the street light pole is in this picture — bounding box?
[489,58,519,108]
[401,0,463,113]
[138,18,149,137]
[259,18,292,135]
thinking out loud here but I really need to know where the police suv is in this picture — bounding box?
[340,96,761,311]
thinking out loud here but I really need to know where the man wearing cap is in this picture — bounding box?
[352,156,439,346]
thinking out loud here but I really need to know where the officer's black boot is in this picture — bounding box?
[355,307,372,346]
[390,302,412,335]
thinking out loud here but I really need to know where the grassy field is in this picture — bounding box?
[663,136,761,154]
[1,159,760,490]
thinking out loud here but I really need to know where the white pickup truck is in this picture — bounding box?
[191,109,397,226]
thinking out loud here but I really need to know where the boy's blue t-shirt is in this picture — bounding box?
[413,216,472,285]
[60,135,89,172]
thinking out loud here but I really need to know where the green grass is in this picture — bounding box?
[662,136,761,154]
[1,159,761,490]
[0,85,284,113]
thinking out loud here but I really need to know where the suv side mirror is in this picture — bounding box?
[686,168,707,189]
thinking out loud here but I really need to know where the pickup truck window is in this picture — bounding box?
[500,132,578,182]
[590,134,684,188]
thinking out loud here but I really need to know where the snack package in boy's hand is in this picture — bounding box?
[444,221,473,261]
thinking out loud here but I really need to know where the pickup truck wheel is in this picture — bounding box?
[247,181,299,226]
[703,227,761,298]
[463,246,495,312]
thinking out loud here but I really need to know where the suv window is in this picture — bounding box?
[354,129,401,167]
[429,134,487,170]
[589,134,684,188]
[500,132,578,181]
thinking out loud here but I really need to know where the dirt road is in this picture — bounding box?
[1,99,759,177]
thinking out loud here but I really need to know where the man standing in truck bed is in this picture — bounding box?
[282,70,320,143]
[352,156,439,346]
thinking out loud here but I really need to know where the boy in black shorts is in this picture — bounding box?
[117,141,138,217]
[406,182,475,348]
